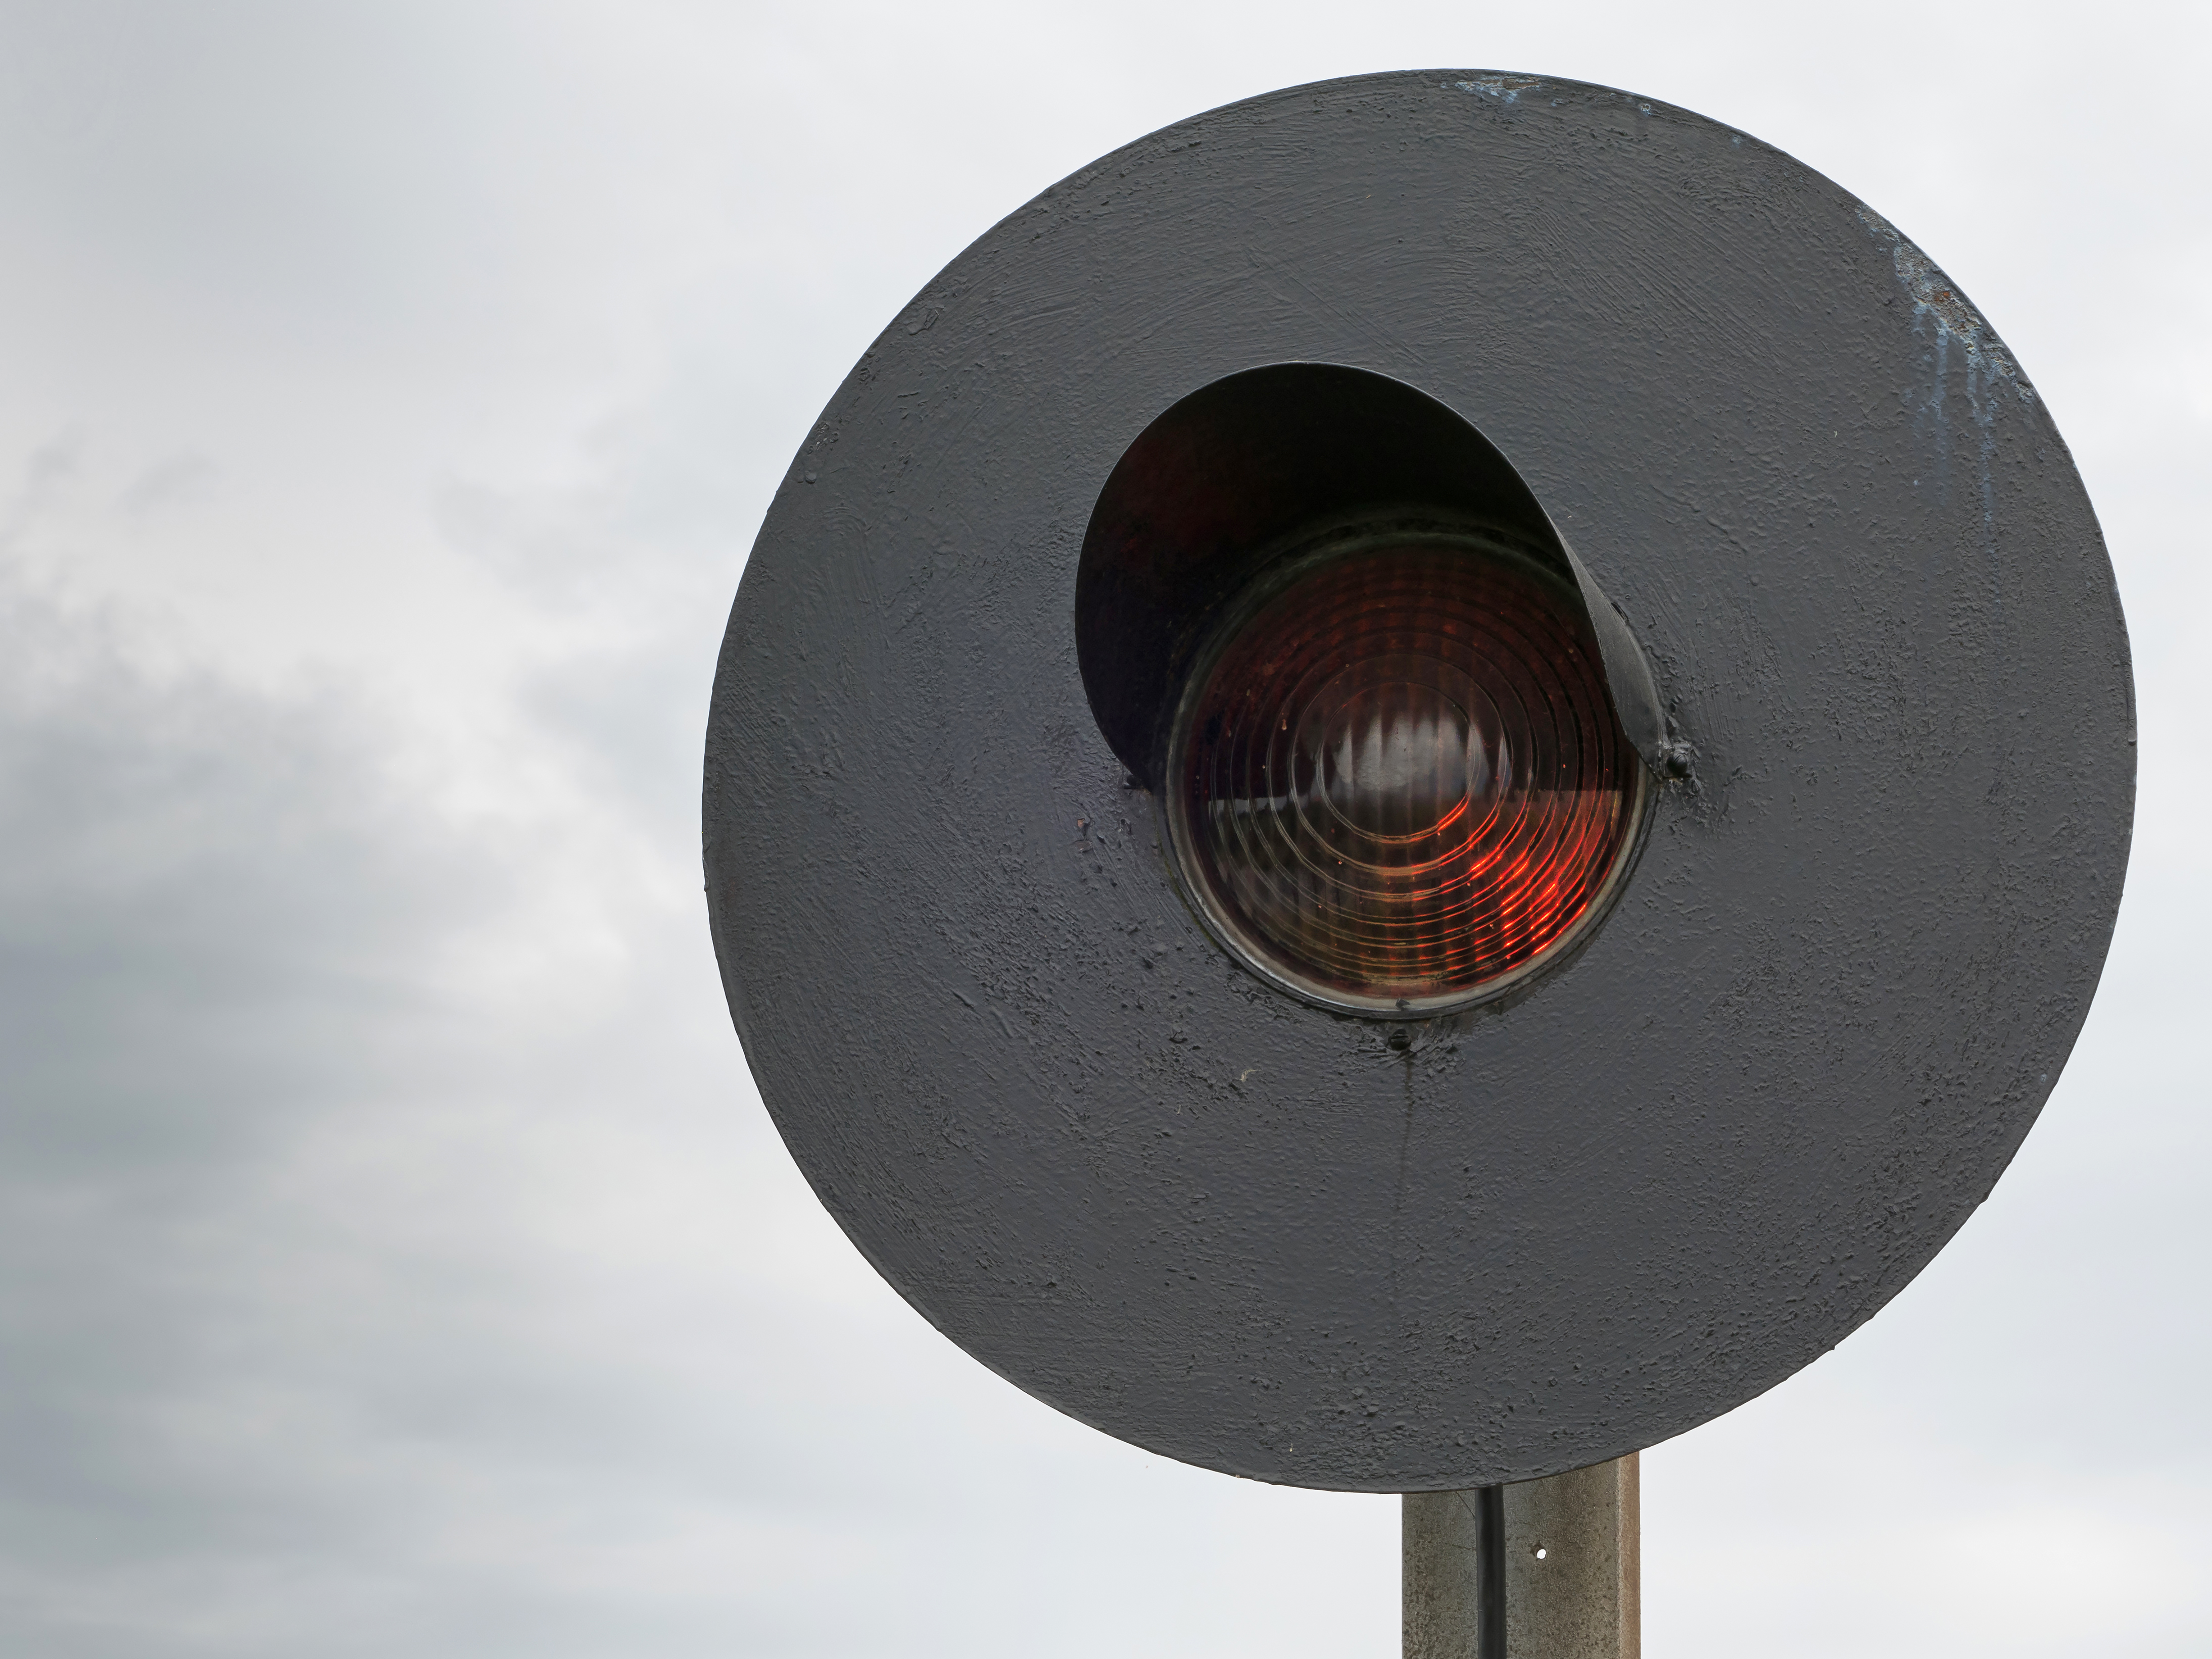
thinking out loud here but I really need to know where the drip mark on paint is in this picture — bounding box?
[1857,206,2036,404]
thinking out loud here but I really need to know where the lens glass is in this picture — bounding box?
[1167,537,1641,1012]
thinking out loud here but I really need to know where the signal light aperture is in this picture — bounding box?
[1164,534,1642,1015]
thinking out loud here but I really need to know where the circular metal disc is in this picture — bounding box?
[704,71,2134,1490]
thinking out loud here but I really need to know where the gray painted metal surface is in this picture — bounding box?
[704,70,2135,1490]
[1404,1458,1639,1659]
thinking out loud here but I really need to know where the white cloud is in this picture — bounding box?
[0,1,2203,1653]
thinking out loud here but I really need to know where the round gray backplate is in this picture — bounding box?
[704,71,2134,1490]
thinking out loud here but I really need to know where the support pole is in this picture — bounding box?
[1404,1454,1639,1659]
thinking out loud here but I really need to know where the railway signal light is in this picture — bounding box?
[705,71,2133,1497]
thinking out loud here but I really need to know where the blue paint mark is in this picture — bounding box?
[1452,76,1543,104]
[1856,206,2036,405]
[1864,204,2013,713]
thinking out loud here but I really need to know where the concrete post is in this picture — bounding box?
[1404,1455,1639,1659]
[1404,1486,1503,1659]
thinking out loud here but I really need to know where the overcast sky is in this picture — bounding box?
[0,3,2205,1655]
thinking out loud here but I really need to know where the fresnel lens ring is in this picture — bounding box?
[1165,530,1644,1016]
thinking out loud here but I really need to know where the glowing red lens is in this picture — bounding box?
[1166,539,1641,1012]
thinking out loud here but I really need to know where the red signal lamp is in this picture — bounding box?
[1166,531,1643,1015]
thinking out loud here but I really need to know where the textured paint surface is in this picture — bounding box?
[703,71,2134,1490]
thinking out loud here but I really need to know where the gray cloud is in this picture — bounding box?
[0,2,2205,1655]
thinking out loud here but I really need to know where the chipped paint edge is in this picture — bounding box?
[1856,206,2037,403]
